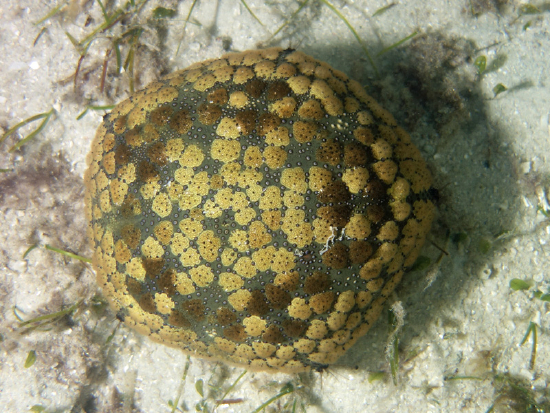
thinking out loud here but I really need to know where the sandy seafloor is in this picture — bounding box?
[0,0,549,412]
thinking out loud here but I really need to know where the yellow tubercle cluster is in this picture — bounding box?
[84,47,435,373]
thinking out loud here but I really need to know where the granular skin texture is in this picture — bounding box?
[84,47,435,373]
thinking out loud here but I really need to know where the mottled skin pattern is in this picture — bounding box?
[84,48,435,373]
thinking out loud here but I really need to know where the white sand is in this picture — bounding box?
[0,1,549,412]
